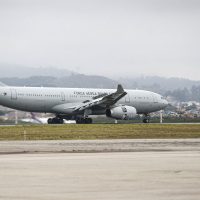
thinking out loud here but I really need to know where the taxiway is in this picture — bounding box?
[0,139,200,154]
[0,151,200,200]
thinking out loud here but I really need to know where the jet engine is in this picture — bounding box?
[106,106,137,120]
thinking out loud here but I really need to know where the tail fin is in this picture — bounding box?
[0,81,8,87]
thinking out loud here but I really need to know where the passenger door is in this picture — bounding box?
[61,92,65,101]
[125,94,130,103]
[10,89,17,100]
[152,94,158,103]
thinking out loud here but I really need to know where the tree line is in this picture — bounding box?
[165,85,200,102]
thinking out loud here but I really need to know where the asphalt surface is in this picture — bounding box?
[0,139,200,154]
[0,139,200,200]
[0,151,200,200]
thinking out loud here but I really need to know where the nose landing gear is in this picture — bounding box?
[143,114,150,123]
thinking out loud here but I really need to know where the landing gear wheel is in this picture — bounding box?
[48,117,64,124]
[143,119,150,123]
[48,118,53,124]
[76,118,82,124]
[58,118,64,124]
[143,114,150,123]
[76,118,93,124]
[85,118,93,124]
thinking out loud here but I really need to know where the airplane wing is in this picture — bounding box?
[73,84,127,112]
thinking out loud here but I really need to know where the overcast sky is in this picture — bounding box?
[0,0,200,80]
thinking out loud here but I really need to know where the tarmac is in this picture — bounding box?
[0,139,200,200]
[0,139,200,154]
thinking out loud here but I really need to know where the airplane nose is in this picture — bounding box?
[163,100,169,107]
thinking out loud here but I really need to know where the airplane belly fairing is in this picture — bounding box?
[10,99,45,112]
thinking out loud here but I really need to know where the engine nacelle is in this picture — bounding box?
[106,106,137,120]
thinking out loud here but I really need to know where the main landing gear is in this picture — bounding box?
[47,116,93,124]
[47,117,64,124]
[143,114,150,123]
[76,117,93,124]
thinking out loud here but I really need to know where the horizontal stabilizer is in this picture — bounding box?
[0,81,8,87]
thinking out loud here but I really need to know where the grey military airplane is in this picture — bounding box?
[0,84,168,124]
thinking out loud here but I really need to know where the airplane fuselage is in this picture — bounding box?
[0,86,168,116]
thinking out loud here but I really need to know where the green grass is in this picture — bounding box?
[0,124,200,140]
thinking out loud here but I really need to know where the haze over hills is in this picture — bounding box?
[0,74,118,89]
[0,64,74,78]
[0,65,200,102]
[0,64,198,83]
[119,76,200,91]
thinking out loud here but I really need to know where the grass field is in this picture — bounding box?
[0,124,200,140]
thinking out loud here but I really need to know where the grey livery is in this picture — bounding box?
[0,84,168,124]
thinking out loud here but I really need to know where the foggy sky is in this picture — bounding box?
[0,0,200,80]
